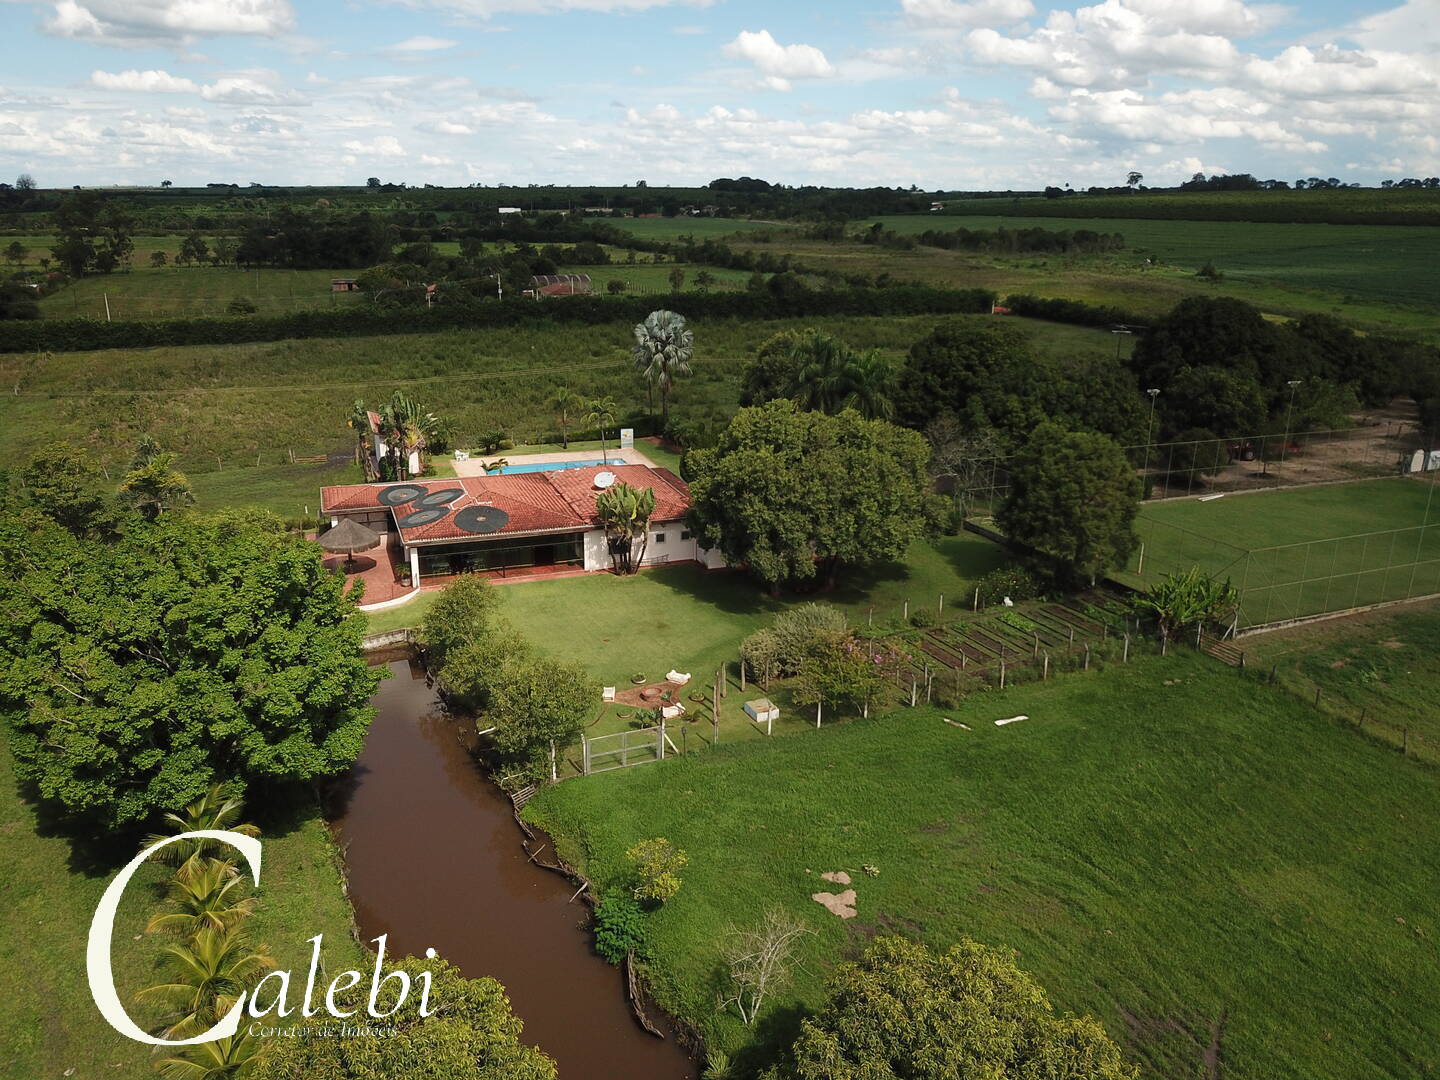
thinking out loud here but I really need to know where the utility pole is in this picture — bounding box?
[1142,388,1160,493]
[1281,379,1302,467]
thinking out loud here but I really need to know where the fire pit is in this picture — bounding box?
[639,686,662,702]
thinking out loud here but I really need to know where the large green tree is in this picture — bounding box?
[0,509,379,828]
[252,957,555,1080]
[892,317,1036,434]
[765,936,1137,1080]
[997,422,1140,582]
[686,401,934,593]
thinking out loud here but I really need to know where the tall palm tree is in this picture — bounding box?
[146,858,259,938]
[551,385,582,449]
[586,396,619,465]
[786,333,894,420]
[348,399,375,478]
[631,309,694,429]
[142,784,260,870]
[595,482,656,574]
[133,926,275,1040]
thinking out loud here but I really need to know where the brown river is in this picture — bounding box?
[330,652,696,1079]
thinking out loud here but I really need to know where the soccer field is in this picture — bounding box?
[1117,477,1440,626]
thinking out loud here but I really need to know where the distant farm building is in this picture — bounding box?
[497,207,524,215]
[331,278,359,292]
[529,274,592,297]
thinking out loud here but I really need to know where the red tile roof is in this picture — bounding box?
[321,464,691,545]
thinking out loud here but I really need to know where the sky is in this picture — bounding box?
[0,0,1436,190]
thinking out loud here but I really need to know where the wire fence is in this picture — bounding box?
[957,422,1425,513]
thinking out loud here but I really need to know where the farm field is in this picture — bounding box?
[0,313,1127,477]
[36,265,363,320]
[854,214,1440,309]
[560,262,754,293]
[0,737,367,1079]
[610,216,786,240]
[526,650,1440,1079]
[928,187,1440,225]
[1117,477,1440,626]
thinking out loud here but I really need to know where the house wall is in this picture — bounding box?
[583,529,609,572]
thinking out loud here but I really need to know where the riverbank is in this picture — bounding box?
[0,737,365,1077]
[525,652,1440,1078]
[332,652,695,1079]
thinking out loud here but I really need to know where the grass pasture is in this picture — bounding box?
[1118,477,1440,625]
[37,265,363,321]
[610,217,787,240]
[526,651,1440,1079]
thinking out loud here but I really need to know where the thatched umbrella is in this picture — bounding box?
[318,517,381,571]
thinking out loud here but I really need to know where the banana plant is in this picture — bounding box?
[596,482,657,575]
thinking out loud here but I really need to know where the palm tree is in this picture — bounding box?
[348,399,376,478]
[785,333,894,419]
[551,385,582,449]
[595,482,656,574]
[154,1028,267,1080]
[376,391,445,480]
[142,784,260,870]
[631,309,694,429]
[586,396,619,465]
[133,926,275,1040]
[146,858,259,938]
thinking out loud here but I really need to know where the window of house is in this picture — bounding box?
[653,532,666,544]
[681,530,692,540]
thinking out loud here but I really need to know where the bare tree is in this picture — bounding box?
[926,416,1006,521]
[718,908,813,1025]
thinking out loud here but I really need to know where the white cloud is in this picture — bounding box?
[722,29,834,91]
[1341,0,1440,53]
[199,75,302,104]
[41,0,295,46]
[91,69,200,93]
[372,0,713,16]
[900,0,1035,27]
[385,35,458,51]
[344,134,406,156]
[1243,44,1437,96]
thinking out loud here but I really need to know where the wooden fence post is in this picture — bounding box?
[1032,632,1039,659]
[657,716,665,761]
[1122,634,1130,664]
[582,736,591,776]
[549,740,557,782]
[1084,644,1090,671]
[815,700,822,728]
[739,657,746,692]
[973,587,980,611]
[1042,653,1049,680]
[938,593,944,619]
[999,657,1007,690]
[1403,727,1409,756]
[903,599,909,622]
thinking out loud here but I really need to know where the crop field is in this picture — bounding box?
[610,216,786,240]
[34,265,362,320]
[1117,477,1440,626]
[853,214,1440,310]
[0,313,1123,481]
[928,187,1440,225]
[526,650,1440,1079]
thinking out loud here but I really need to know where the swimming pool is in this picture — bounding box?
[496,458,607,474]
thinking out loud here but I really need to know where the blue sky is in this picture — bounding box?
[0,0,1435,188]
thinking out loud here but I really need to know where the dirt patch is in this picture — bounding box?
[812,889,857,919]
[820,870,851,885]
[920,820,950,834]
[1379,639,1406,649]
[1330,658,1350,668]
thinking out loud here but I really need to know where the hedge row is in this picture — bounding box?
[1001,293,1152,331]
[0,286,998,353]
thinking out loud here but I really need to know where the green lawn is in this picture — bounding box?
[189,459,363,521]
[1118,478,1440,624]
[1242,597,1440,757]
[525,651,1440,1080]
[365,535,1008,670]
[0,737,365,1077]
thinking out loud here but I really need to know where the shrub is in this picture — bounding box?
[626,837,687,905]
[976,566,1042,607]
[592,895,648,964]
[227,296,258,315]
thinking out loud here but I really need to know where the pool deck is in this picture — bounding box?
[452,446,658,477]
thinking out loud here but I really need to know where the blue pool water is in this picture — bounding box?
[497,458,607,474]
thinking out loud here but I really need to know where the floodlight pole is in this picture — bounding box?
[1110,324,1132,362]
[1142,388,1161,494]
[1281,379,1302,466]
